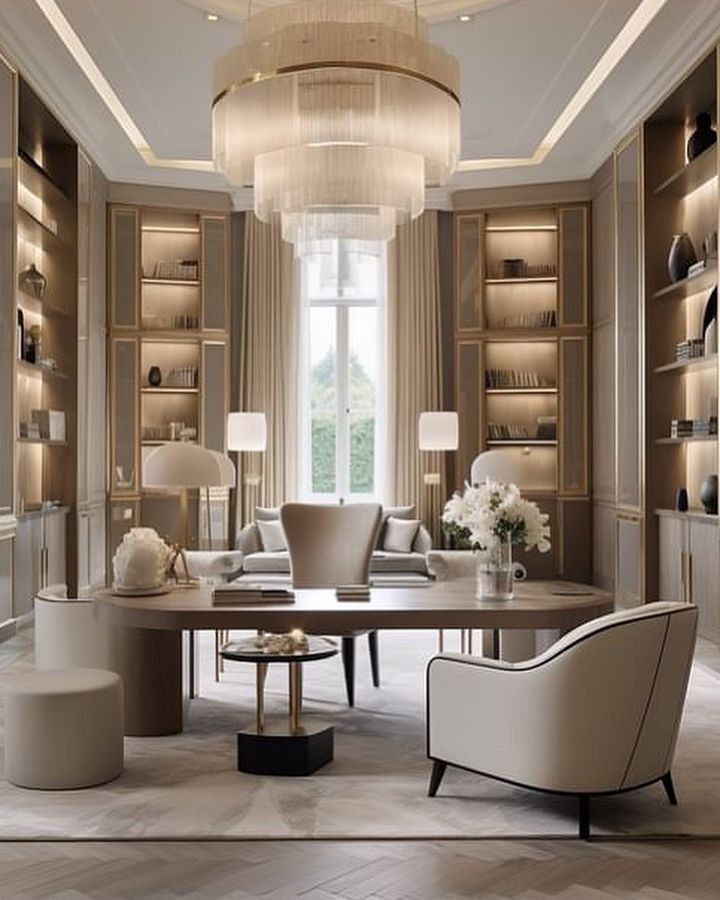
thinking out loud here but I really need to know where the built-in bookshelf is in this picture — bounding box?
[454,201,590,580]
[643,47,719,614]
[108,204,230,554]
[14,79,79,592]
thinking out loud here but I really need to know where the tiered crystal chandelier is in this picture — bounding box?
[212,0,461,254]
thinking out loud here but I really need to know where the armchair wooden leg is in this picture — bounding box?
[578,795,590,840]
[662,772,678,806]
[368,631,380,688]
[341,636,356,707]
[428,760,447,797]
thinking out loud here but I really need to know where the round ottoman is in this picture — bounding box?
[4,668,124,790]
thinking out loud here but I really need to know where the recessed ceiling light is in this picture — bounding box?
[457,14,473,23]
[205,12,219,21]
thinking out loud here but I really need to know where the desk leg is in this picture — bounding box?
[492,629,500,660]
[256,662,268,734]
[109,626,183,736]
[289,662,302,735]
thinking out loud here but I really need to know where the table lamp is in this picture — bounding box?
[143,442,236,581]
[228,412,267,521]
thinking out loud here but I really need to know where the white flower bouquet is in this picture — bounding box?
[442,480,550,600]
[442,480,551,554]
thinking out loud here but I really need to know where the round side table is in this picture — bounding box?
[220,636,338,776]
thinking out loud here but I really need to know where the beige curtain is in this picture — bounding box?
[238,214,300,525]
[386,211,445,545]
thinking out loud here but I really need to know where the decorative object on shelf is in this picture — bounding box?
[112,527,171,594]
[166,366,198,387]
[147,366,162,387]
[502,258,525,278]
[494,309,557,330]
[702,286,717,356]
[442,480,550,601]
[686,112,717,161]
[536,416,557,440]
[485,368,550,389]
[675,487,689,512]
[699,474,718,515]
[19,263,47,299]
[703,230,718,263]
[487,423,529,441]
[668,232,697,283]
[670,418,713,439]
[17,309,24,361]
[168,421,186,441]
[145,259,199,280]
[211,0,460,254]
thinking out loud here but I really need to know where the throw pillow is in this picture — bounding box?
[383,516,421,553]
[377,505,417,548]
[257,519,288,552]
[255,506,280,522]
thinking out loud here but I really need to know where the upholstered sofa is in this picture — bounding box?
[187,504,433,585]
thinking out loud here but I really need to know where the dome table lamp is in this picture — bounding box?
[228,412,268,524]
[143,443,236,583]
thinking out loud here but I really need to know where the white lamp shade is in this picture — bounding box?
[144,443,236,489]
[418,411,459,451]
[227,412,267,452]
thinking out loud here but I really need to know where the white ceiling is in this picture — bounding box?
[0,0,719,204]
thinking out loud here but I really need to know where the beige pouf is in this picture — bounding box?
[4,668,124,790]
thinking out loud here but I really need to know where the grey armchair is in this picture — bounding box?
[281,502,383,706]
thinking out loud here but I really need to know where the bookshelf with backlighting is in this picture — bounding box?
[13,78,79,601]
[454,202,590,580]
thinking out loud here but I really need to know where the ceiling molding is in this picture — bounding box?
[579,3,720,179]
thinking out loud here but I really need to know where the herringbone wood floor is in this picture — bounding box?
[0,839,719,899]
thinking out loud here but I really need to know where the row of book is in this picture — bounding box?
[485,368,553,388]
[670,418,718,438]
[492,309,557,330]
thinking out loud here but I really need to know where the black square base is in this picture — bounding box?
[237,722,334,776]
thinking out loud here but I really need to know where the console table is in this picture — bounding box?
[95,580,613,737]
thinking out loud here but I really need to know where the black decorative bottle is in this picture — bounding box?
[17,309,24,361]
[148,366,162,387]
[687,112,717,161]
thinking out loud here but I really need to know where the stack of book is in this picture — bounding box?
[212,584,295,605]
[335,584,371,601]
[675,339,705,362]
[494,309,557,330]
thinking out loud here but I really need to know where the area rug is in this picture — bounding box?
[0,628,719,839]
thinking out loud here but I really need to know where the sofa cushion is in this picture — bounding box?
[243,551,291,574]
[371,551,429,575]
[376,505,416,548]
[242,549,428,577]
[383,517,421,553]
[257,519,287,552]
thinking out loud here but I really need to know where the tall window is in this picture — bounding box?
[301,241,385,501]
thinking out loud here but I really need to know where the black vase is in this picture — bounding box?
[700,474,718,515]
[148,366,162,387]
[668,233,697,283]
[687,112,717,161]
[675,487,689,512]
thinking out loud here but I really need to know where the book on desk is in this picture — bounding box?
[212,584,296,605]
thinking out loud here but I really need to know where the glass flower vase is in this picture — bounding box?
[476,538,514,601]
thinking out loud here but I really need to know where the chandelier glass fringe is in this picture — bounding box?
[212,0,461,253]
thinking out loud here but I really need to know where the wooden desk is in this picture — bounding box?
[96,580,613,737]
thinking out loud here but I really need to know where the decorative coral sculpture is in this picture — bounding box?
[113,527,171,591]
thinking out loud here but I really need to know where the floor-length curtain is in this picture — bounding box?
[386,211,445,545]
[238,214,300,526]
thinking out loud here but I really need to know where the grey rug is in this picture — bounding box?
[0,628,719,839]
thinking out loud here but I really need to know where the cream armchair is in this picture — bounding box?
[427,602,697,838]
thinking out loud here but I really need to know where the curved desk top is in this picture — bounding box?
[96,580,614,633]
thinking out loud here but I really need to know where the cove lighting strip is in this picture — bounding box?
[34,0,668,175]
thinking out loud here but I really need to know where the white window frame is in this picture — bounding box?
[300,244,386,503]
